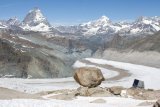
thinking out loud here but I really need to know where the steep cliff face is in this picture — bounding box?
[0,39,31,78]
[104,31,160,52]
[0,32,74,78]
[92,32,160,68]
[129,31,160,52]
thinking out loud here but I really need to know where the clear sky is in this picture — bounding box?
[0,0,160,25]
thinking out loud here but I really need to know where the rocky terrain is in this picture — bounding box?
[0,57,160,107]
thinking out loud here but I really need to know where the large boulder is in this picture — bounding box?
[74,67,105,88]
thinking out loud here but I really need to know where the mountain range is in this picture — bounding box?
[0,8,160,36]
[0,8,160,78]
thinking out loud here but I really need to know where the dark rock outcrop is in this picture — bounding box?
[153,99,160,107]
[0,39,31,78]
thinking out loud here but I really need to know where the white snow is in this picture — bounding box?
[110,25,121,32]
[142,20,152,24]
[83,27,100,35]
[130,28,142,33]
[22,23,50,32]
[121,24,131,29]
[0,25,7,28]
[85,58,160,89]
[22,45,29,48]
[0,22,7,28]
[18,36,32,42]
[0,97,153,107]
[151,24,160,31]
[0,78,77,94]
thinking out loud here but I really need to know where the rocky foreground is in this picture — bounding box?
[48,86,160,101]
[0,86,159,107]
[41,66,159,106]
[0,58,160,107]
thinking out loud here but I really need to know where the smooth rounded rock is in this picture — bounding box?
[74,67,105,88]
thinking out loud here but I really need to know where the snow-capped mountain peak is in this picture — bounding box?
[25,7,46,23]
[0,7,160,36]
[76,15,160,36]
[21,7,51,32]
[129,16,160,34]
[79,16,120,35]
[92,16,111,27]
[6,17,20,26]
[81,15,110,27]
[97,16,110,23]
[135,16,153,24]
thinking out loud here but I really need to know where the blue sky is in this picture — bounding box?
[0,0,160,25]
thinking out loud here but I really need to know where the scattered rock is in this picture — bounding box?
[121,88,160,100]
[120,90,127,97]
[45,86,160,101]
[126,88,143,99]
[109,86,125,95]
[74,67,105,88]
[77,86,113,97]
[76,87,88,96]
[153,99,160,107]
[90,99,106,103]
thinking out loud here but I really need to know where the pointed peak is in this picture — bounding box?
[24,7,46,23]
[97,15,110,24]
[100,15,109,21]
[29,7,40,12]
[95,15,110,25]
[22,7,51,31]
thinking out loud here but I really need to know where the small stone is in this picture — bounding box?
[109,86,124,95]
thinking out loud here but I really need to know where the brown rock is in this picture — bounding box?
[77,86,113,97]
[109,86,124,95]
[74,67,105,88]
[124,88,160,100]
[77,87,89,96]
[153,99,160,107]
